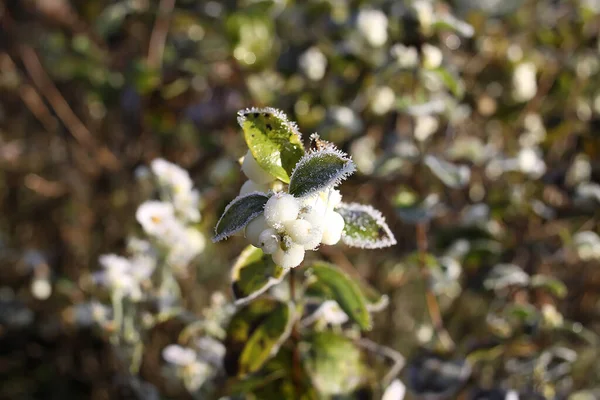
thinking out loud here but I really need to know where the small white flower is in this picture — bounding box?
[357,8,388,47]
[299,46,328,81]
[163,344,197,367]
[513,62,537,102]
[173,189,201,223]
[95,254,142,299]
[136,201,176,237]
[318,300,349,325]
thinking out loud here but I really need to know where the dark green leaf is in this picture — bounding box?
[237,107,305,183]
[213,192,271,242]
[231,246,288,305]
[224,298,294,378]
[309,262,371,330]
[336,203,397,249]
[302,332,366,396]
[288,147,356,198]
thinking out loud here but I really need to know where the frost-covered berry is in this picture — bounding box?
[272,243,305,268]
[321,211,345,245]
[239,179,269,195]
[284,219,313,245]
[258,228,279,254]
[299,210,325,249]
[264,193,300,229]
[245,215,269,247]
[241,150,275,184]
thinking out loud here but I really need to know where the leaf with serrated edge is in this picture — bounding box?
[336,203,397,249]
[237,107,305,183]
[231,246,288,305]
[288,147,356,198]
[213,192,271,242]
[310,262,372,330]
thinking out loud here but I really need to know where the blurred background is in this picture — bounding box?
[1,0,600,398]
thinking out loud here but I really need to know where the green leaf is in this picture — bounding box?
[237,107,305,183]
[309,262,372,330]
[424,155,471,189]
[231,246,288,305]
[213,192,271,242]
[336,203,397,249]
[224,298,294,378]
[302,332,366,396]
[425,67,465,98]
[530,274,568,299]
[432,15,475,37]
[288,147,356,198]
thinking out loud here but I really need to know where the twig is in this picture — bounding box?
[147,0,176,69]
[416,222,455,352]
[289,267,302,397]
[356,338,405,387]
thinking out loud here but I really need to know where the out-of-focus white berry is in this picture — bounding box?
[241,150,275,184]
[513,62,537,102]
[264,193,300,229]
[162,344,196,367]
[371,86,395,115]
[245,215,269,247]
[239,179,269,195]
[284,219,313,245]
[258,228,280,254]
[272,243,305,268]
[422,44,443,69]
[357,9,388,47]
[299,46,327,81]
[321,211,345,245]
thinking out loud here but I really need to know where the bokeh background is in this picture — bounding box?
[1,0,600,398]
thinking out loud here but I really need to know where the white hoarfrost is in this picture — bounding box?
[241,150,275,184]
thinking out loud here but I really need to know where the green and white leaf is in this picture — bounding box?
[530,274,568,299]
[223,298,294,378]
[424,155,470,189]
[237,107,305,183]
[231,245,288,305]
[308,262,372,330]
[432,14,475,37]
[288,147,356,198]
[213,192,271,242]
[336,203,397,249]
[302,332,366,396]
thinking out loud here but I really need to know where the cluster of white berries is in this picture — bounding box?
[239,152,345,269]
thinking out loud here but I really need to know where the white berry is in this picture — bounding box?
[284,219,313,245]
[239,179,269,195]
[272,243,305,268]
[321,211,345,245]
[241,150,275,184]
[258,228,280,254]
[245,215,268,247]
[264,193,300,229]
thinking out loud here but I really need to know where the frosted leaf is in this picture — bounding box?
[336,203,396,249]
[288,147,356,198]
[213,192,271,242]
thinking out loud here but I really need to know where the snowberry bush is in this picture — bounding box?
[212,108,401,398]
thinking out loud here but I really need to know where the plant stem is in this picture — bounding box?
[416,222,455,352]
[289,267,302,398]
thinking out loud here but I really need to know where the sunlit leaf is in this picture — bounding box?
[302,332,366,396]
[224,298,294,378]
[238,107,305,183]
[213,192,271,242]
[231,245,288,305]
[288,147,356,198]
[308,262,372,330]
[336,203,397,249]
[530,275,567,299]
[424,155,470,189]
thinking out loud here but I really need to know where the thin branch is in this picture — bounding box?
[356,338,405,387]
[416,222,455,352]
[147,0,176,69]
[289,267,302,397]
